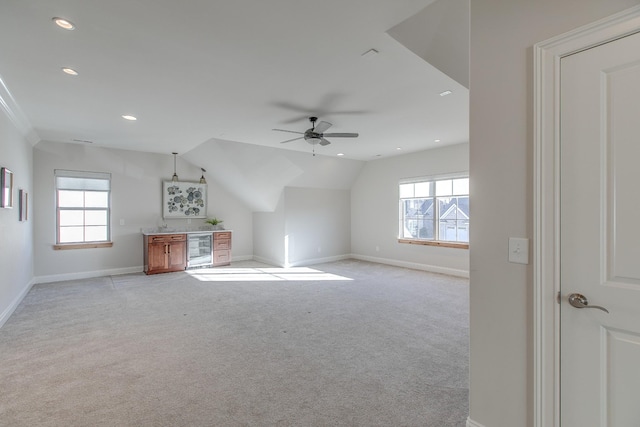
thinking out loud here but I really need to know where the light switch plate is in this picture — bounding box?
[509,237,529,264]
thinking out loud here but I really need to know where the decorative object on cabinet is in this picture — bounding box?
[18,189,27,221]
[163,181,207,219]
[213,231,232,266]
[144,233,187,274]
[1,167,13,208]
[205,217,223,229]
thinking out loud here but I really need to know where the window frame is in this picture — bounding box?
[54,170,113,250]
[398,174,469,249]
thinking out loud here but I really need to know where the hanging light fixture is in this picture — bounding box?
[199,168,207,184]
[171,152,179,182]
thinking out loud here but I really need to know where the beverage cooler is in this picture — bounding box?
[187,233,213,268]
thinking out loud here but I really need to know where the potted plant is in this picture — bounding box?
[205,217,224,230]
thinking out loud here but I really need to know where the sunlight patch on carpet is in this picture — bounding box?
[186,267,353,282]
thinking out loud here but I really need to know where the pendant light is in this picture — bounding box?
[171,152,179,182]
[199,168,207,184]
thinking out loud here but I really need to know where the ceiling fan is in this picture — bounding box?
[273,116,359,147]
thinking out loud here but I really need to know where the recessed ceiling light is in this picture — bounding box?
[396,147,402,150]
[122,115,137,121]
[439,90,453,97]
[434,139,441,143]
[52,17,75,30]
[337,153,345,156]
[62,67,78,76]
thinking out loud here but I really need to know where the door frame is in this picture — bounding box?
[533,5,640,427]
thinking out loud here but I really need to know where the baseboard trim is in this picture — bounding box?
[0,277,35,329]
[250,254,352,268]
[467,417,486,427]
[285,254,351,268]
[33,266,143,284]
[252,255,283,267]
[351,254,469,278]
[231,255,254,262]
[31,255,468,283]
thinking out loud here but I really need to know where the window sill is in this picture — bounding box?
[53,242,113,250]
[397,239,469,249]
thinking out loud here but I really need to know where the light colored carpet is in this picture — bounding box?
[0,259,469,426]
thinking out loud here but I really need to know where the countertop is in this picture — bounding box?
[141,227,230,236]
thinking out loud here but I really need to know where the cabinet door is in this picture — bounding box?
[148,242,168,273]
[213,250,230,266]
[168,240,186,271]
[212,231,232,266]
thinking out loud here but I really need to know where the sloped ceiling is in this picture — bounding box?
[0,0,469,209]
[0,0,468,162]
[388,0,469,88]
[183,139,364,212]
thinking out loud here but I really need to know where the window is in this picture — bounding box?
[399,176,469,245]
[55,170,111,245]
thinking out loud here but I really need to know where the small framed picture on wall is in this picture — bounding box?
[1,167,13,208]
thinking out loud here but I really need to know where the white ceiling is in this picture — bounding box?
[0,0,468,161]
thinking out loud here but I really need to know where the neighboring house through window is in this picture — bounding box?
[399,175,469,245]
[55,169,111,245]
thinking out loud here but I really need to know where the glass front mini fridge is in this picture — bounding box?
[187,233,213,268]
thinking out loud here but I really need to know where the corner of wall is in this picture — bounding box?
[466,417,486,427]
[0,278,35,329]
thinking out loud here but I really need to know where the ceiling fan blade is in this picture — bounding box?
[322,132,359,138]
[313,121,332,133]
[273,128,304,135]
[280,136,304,144]
[319,138,331,146]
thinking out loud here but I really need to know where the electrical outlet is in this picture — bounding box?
[119,219,125,226]
[508,237,529,264]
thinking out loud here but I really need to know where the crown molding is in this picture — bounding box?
[0,75,40,145]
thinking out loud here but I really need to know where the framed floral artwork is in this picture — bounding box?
[162,181,207,219]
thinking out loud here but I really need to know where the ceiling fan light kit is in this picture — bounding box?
[273,116,358,155]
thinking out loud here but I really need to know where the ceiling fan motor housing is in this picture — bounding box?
[273,116,357,147]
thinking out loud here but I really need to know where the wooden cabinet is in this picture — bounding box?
[213,231,232,266]
[144,234,187,274]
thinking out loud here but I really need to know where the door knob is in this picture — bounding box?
[567,293,609,314]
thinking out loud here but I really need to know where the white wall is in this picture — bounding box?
[33,141,253,281]
[0,108,34,327]
[253,187,351,267]
[469,1,640,426]
[351,143,469,277]
[253,193,286,266]
[284,187,351,266]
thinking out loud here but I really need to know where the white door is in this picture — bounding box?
[561,31,640,426]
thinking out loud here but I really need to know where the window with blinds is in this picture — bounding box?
[55,170,111,244]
